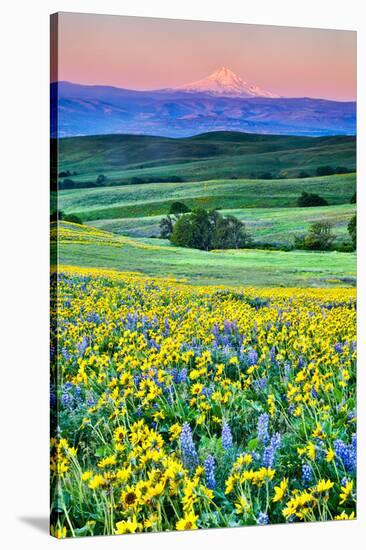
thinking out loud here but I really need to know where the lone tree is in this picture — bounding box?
[348,214,356,250]
[159,216,175,239]
[212,214,252,249]
[96,174,107,185]
[170,208,251,251]
[296,222,336,250]
[297,191,328,207]
[169,201,190,215]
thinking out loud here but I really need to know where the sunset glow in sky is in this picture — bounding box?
[54,12,356,101]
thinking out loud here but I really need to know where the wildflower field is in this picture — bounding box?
[50,266,356,537]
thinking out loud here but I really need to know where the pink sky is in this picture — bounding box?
[54,12,356,101]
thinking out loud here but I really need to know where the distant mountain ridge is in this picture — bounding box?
[51,80,356,138]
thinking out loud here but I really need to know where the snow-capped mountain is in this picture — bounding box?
[176,66,280,98]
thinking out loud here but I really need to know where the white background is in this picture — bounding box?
[0,0,364,548]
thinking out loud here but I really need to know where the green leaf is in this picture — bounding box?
[248,437,259,451]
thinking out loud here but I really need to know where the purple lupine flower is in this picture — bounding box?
[204,455,216,490]
[178,368,188,383]
[341,477,348,487]
[248,348,258,365]
[257,413,269,444]
[61,348,71,360]
[284,361,291,378]
[180,422,198,472]
[61,393,72,407]
[254,377,267,392]
[334,437,356,472]
[302,463,312,485]
[262,433,281,468]
[334,342,343,354]
[257,512,269,525]
[77,336,89,355]
[222,421,233,450]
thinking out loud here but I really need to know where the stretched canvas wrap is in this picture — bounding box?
[50,12,357,539]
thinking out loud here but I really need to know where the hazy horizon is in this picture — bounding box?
[53,13,356,102]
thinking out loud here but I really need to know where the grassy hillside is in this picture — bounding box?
[89,204,355,246]
[57,132,356,186]
[59,173,355,221]
[53,222,356,288]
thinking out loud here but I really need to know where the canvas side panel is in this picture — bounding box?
[50,12,63,540]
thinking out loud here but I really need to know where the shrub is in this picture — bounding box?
[96,174,107,185]
[348,214,356,250]
[297,191,328,207]
[298,171,310,179]
[169,202,190,215]
[130,177,144,184]
[350,191,356,204]
[159,216,174,239]
[295,222,335,250]
[62,178,75,189]
[335,166,350,174]
[50,210,83,225]
[65,214,83,225]
[316,166,335,176]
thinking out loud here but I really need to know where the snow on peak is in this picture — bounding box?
[177,66,280,98]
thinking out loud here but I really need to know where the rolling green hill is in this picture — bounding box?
[57,132,356,187]
[58,172,355,221]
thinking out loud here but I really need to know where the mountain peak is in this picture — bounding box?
[177,66,280,98]
[210,66,237,78]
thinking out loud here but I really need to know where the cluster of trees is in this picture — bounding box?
[159,201,356,253]
[316,165,351,176]
[160,206,251,251]
[295,215,356,252]
[58,170,78,178]
[295,222,336,250]
[130,175,184,184]
[237,165,353,181]
[297,191,328,207]
[59,174,108,190]
[50,210,83,225]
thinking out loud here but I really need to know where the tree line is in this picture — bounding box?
[160,200,356,252]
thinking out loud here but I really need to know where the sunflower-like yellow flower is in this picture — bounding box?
[176,511,199,531]
[273,478,288,503]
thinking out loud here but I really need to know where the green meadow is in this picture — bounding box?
[89,204,355,246]
[55,131,356,288]
[58,173,355,221]
[55,222,356,288]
